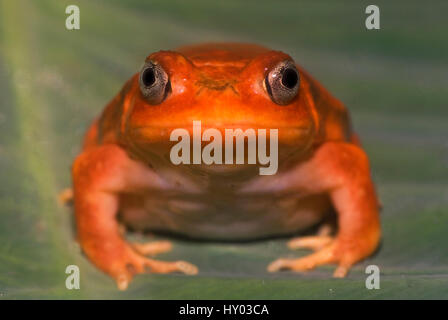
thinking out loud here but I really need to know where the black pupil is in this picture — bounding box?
[142,67,156,87]
[281,68,298,89]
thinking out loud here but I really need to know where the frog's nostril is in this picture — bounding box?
[196,77,238,92]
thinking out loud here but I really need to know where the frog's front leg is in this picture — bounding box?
[268,142,381,277]
[72,145,198,290]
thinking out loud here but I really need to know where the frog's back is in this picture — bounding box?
[176,42,270,66]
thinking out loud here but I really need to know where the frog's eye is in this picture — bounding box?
[264,61,300,105]
[139,62,171,105]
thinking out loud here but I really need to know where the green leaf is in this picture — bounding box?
[0,0,447,299]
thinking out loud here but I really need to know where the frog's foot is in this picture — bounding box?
[131,240,173,256]
[58,188,73,205]
[268,243,344,276]
[110,246,198,290]
[287,222,335,251]
[268,238,369,278]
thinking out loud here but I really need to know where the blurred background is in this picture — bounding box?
[0,0,447,299]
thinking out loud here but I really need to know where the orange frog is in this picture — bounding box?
[71,43,381,290]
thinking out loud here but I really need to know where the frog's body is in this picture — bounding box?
[72,43,381,290]
[119,182,330,241]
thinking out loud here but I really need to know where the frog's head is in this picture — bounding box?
[122,43,319,175]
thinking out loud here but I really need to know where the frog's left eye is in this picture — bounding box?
[264,61,300,105]
[139,62,171,105]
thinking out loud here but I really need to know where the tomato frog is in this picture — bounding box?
[70,43,381,290]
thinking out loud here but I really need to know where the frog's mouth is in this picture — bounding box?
[125,124,314,177]
[128,124,313,146]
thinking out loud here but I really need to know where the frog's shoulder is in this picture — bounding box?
[298,67,353,145]
[81,75,136,150]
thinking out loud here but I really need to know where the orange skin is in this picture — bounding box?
[72,43,381,290]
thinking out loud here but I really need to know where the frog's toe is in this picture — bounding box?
[268,254,325,273]
[268,243,337,273]
[287,235,334,251]
[333,264,350,278]
[108,246,197,290]
[143,258,198,275]
[58,188,73,205]
[268,258,301,272]
[130,241,198,275]
[116,274,131,291]
[131,240,173,256]
[268,240,366,277]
